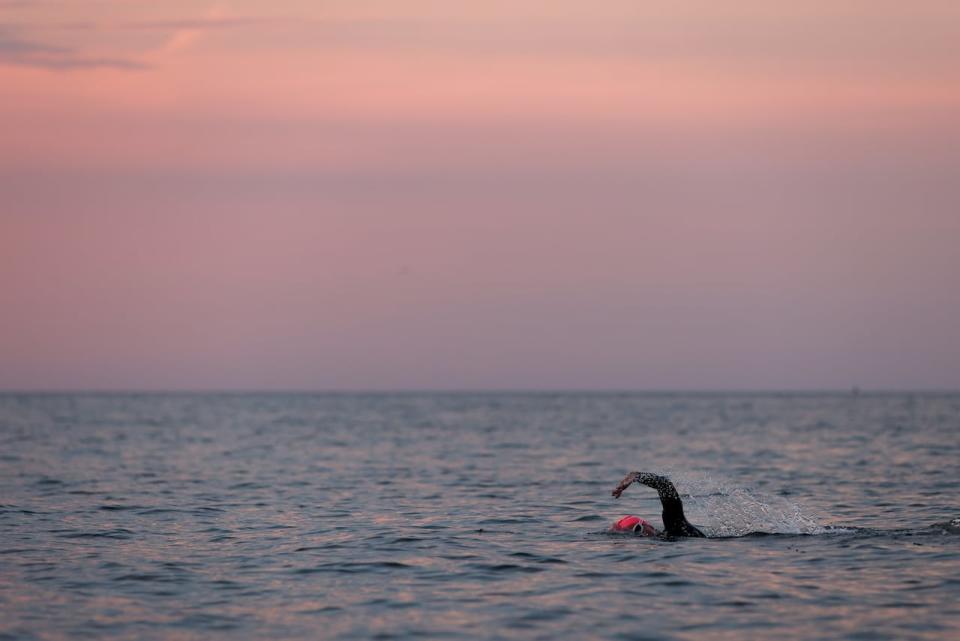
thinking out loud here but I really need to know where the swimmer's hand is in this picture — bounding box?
[612,471,664,498]
[611,471,641,498]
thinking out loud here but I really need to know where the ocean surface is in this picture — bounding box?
[1,392,958,641]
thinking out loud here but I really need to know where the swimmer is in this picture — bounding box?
[610,472,705,538]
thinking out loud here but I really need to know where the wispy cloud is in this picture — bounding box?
[0,7,269,71]
[3,16,274,32]
[123,17,273,31]
[145,3,272,57]
[0,26,146,70]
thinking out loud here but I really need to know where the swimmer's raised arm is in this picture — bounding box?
[611,471,672,498]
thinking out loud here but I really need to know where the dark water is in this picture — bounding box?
[1,393,958,641]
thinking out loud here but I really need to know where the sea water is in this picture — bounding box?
[1,392,958,640]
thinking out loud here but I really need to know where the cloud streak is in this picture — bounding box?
[122,17,274,31]
[0,27,146,70]
[0,11,270,71]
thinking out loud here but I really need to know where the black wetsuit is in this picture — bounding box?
[612,472,706,538]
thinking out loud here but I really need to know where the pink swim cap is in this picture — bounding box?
[612,515,657,536]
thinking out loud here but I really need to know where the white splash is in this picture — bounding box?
[667,472,826,537]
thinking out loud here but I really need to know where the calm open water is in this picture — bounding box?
[1,393,958,641]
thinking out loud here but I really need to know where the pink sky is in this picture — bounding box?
[2,1,959,390]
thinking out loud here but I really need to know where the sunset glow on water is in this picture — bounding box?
[1,393,959,640]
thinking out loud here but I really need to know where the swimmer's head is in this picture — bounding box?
[612,515,658,536]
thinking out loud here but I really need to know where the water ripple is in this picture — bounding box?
[1,392,958,641]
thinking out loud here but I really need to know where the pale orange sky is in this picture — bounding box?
[2,1,959,389]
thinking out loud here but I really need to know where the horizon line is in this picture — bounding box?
[1,388,958,396]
